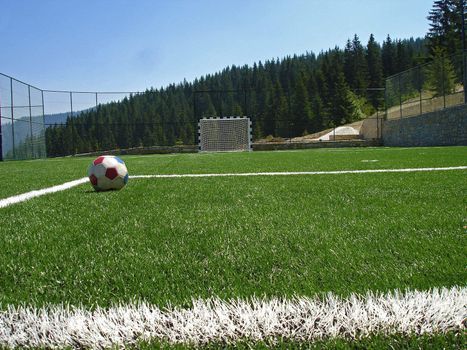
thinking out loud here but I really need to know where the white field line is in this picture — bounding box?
[0,287,465,349]
[0,166,466,209]
[0,178,88,209]
[132,166,467,178]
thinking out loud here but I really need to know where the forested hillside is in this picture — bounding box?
[45,35,426,156]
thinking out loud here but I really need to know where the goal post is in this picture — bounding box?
[198,116,252,152]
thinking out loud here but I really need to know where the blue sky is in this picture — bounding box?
[1,0,432,92]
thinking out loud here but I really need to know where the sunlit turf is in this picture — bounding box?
[0,146,466,199]
[0,146,465,308]
[0,147,465,348]
[138,331,467,349]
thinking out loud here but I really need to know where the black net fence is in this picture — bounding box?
[0,81,386,159]
[6,60,448,160]
[385,51,467,120]
[0,73,46,160]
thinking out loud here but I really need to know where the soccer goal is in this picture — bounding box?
[198,116,252,152]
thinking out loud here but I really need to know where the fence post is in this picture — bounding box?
[398,74,402,119]
[384,82,388,121]
[441,55,446,109]
[418,66,422,115]
[28,85,34,158]
[287,87,291,142]
[464,49,467,104]
[41,90,45,125]
[95,93,99,150]
[0,89,3,161]
[41,90,46,158]
[376,110,379,139]
[461,0,467,104]
[70,91,75,155]
[10,78,15,159]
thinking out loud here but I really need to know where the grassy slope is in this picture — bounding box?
[0,147,465,308]
[0,146,466,199]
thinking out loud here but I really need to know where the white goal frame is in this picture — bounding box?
[198,116,252,152]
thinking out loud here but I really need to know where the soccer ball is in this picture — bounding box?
[88,155,129,191]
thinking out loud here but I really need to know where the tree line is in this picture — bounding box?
[45,35,425,156]
[42,0,465,156]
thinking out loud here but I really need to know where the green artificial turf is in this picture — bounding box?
[137,331,466,349]
[0,146,466,199]
[0,147,465,308]
[0,157,89,199]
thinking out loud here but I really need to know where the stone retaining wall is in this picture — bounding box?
[383,104,467,146]
[75,145,197,157]
[74,140,381,157]
[252,140,381,151]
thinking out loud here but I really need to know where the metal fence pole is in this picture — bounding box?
[464,49,467,104]
[287,87,291,142]
[376,110,379,139]
[0,89,3,161]
[398,74,402,119]
[70,91,75,155]
[41,90,45,125]
[442,55,446,109]
[384,83,388,121]
[28,85,34,157]
[418,66,422,115]
[384,79,389,120]
[41,90,46,158]
[95,92,99,150]
[461,0,467,104]
[10,78,15,159]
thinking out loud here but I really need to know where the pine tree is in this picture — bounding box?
[44,33,429,156]
[305,73,321,131]
[427,0,464,55]
[396,40,412,73]
[343,39,354,87]
[343,35,369,91]
[352,34,369,92]
[366,34,384,107]
[291,74,313,135]
[332,71,358,124]
[425,46,457,95]
[271,81,288,136]
[382,35,397,77]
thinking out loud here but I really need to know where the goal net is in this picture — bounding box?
[198,116,252,152]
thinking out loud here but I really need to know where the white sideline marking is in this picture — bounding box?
[132,166,467,178]
[0,287,465,349]
[0,178,88,209]
[1,166,466,209]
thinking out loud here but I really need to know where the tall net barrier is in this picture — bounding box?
[385,51,466,120]
[42,90,135,157]
[193,87,385,146]
[0,70,393,160]
[0,74,46,161]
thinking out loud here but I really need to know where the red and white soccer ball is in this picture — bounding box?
[88,156,129,191]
